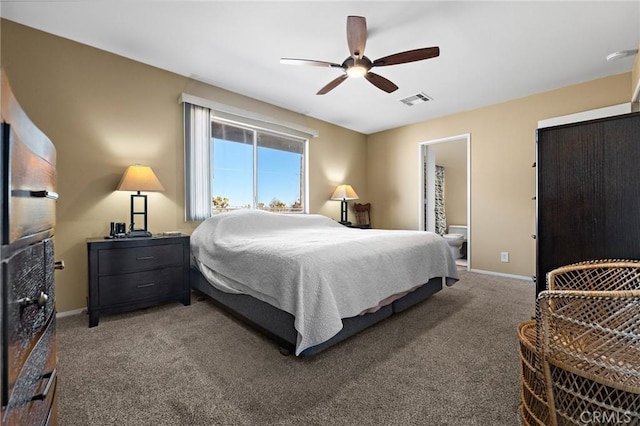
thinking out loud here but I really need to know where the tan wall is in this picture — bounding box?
[633,45,640,104]
[368,73,632,277]
[430,139,467,227]
[1,20,367,312]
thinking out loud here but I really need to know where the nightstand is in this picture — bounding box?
[86,234,191,327]
[340,222,372,229]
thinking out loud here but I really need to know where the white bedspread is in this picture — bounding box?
[190,209,459,355]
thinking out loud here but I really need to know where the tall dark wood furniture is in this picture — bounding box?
[536,112,640,296]
[1,72,59,424]
[87,235,190,327]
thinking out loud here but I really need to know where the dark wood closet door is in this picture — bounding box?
[600,117,640,254]
[536,112,640,296]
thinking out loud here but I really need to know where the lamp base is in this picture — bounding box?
[127,230,152,238]
[340,200,349,223]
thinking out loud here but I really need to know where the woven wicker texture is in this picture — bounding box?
[538,290,640,425]
[519,260,640,426]
[546,259,640,292]
[547,359,640,425]
[518,320,549,425]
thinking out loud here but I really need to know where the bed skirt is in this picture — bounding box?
[190,268,443,356]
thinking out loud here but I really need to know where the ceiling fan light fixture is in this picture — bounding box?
[346,65,368,78]
[281,16,440,94]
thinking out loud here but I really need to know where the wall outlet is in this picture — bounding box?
[500,252,509,263]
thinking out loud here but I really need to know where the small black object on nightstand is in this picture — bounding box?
[127,229,152,238]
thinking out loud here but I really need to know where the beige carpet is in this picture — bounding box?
[56,270,535,425]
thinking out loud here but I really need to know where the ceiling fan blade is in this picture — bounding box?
[317,74,348,95]
[372,47,440,67]
[280,58,343,68]
[346,16,367,59]
[364,72,398,93]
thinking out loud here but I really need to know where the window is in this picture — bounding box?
[182,96,316,221]
[211,119,306,214]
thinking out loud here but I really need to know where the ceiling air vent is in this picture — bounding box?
[400,92,432,106]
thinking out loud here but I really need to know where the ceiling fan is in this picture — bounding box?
[280,16,440,95]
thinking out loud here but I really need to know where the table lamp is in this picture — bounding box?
[117,164,165,237]
[331,184,359,224]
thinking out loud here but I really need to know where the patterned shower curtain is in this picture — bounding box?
[434,165,447,235]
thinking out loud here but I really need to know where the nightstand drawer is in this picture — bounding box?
[98,266,183,306]
[98,244,183,275]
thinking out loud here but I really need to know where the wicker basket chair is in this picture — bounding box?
[518,260,640,426]
[537,290,640,425]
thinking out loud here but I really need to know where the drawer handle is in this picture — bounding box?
[32,369,56,401]
[30,190,59,200]
[136,256,154,261]
[11,189,59,200]
[17,291,48,308]
[137,283,156,289]
[55,260,65,270]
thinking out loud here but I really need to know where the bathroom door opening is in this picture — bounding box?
[419,134,470,270]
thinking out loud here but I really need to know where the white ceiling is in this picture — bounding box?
[2,1,639,134]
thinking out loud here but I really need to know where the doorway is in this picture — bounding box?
[419,134,470,270]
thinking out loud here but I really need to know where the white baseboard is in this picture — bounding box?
[469,268,533,282]
[56,308,86,318]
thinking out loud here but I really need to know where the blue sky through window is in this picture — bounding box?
[212,138,302,209]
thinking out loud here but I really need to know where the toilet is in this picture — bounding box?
[443,225,468,259]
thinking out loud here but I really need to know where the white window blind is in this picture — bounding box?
[184,102,211,220]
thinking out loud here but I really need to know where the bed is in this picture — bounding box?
[190,209,459,356]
